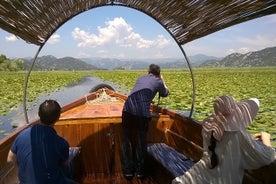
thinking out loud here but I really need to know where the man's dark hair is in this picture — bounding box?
[38,100,61,125]
[148,64,160,76]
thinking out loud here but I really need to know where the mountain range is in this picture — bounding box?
[22,55,99,70]
[21,46,276,70]
[201,47,276,67]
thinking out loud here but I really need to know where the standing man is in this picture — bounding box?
[121,64,169,180]
[7,100,77,184]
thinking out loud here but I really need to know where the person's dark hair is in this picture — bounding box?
[148,64,160,76]
[38,100,61,125]
[208,133,218,169]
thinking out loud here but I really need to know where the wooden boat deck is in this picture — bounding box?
[59,90,125,125]
[60,103,123,119]
[81,172,158,184]
[0,170,158,184]
[60,89,124,120]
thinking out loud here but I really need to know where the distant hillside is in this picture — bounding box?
[22,56,99,70]
[200,47,276,67]
[81,55,220,70]
[17,46,276,70]
[80,47,276,69]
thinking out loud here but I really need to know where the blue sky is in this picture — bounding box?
[1,6,276,59]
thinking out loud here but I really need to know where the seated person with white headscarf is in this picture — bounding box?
[172,95,275,184]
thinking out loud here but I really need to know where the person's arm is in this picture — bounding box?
[254,131,272,147]
[159,75,169,97]
[241,131,275,170]
[7,150,17,164]
[160,75,168,89]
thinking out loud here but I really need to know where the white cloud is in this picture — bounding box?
[155,35,170,48]
[71,17,170,50]
[72,17,130,47]
[47,34,60,44]
[238,35,275,47]
[122,32,154,48]
[226,47,250,55]
[225,34,276,55]
[5,35,18,42]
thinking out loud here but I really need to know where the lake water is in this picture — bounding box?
[0,76,127,140]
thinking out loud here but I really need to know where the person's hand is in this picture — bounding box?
[254,131,271,147]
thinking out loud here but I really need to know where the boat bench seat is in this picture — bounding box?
[147,143,195,178]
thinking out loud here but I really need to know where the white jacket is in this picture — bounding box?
[172,130,275,184]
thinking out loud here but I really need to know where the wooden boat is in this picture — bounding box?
[0,1,275,184]
[1,86,275,184]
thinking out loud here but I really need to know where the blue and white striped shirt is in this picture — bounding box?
[123,73,169,118]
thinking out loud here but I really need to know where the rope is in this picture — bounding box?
[86,89,124,104]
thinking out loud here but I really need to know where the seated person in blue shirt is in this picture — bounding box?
[121,64,169,180]
[7,100,78,184]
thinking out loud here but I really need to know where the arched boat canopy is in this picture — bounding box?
[0,0,275,46]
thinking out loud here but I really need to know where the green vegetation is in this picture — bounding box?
[0,71,87,115]
[0,54,23,71]
[0,67,275,146]
[91,68,276,130]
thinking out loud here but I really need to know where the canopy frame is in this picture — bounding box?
[1,0,275,123]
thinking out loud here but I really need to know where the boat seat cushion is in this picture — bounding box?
[147,143,195,177]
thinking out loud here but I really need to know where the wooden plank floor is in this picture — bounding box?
[81,172,158,184]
